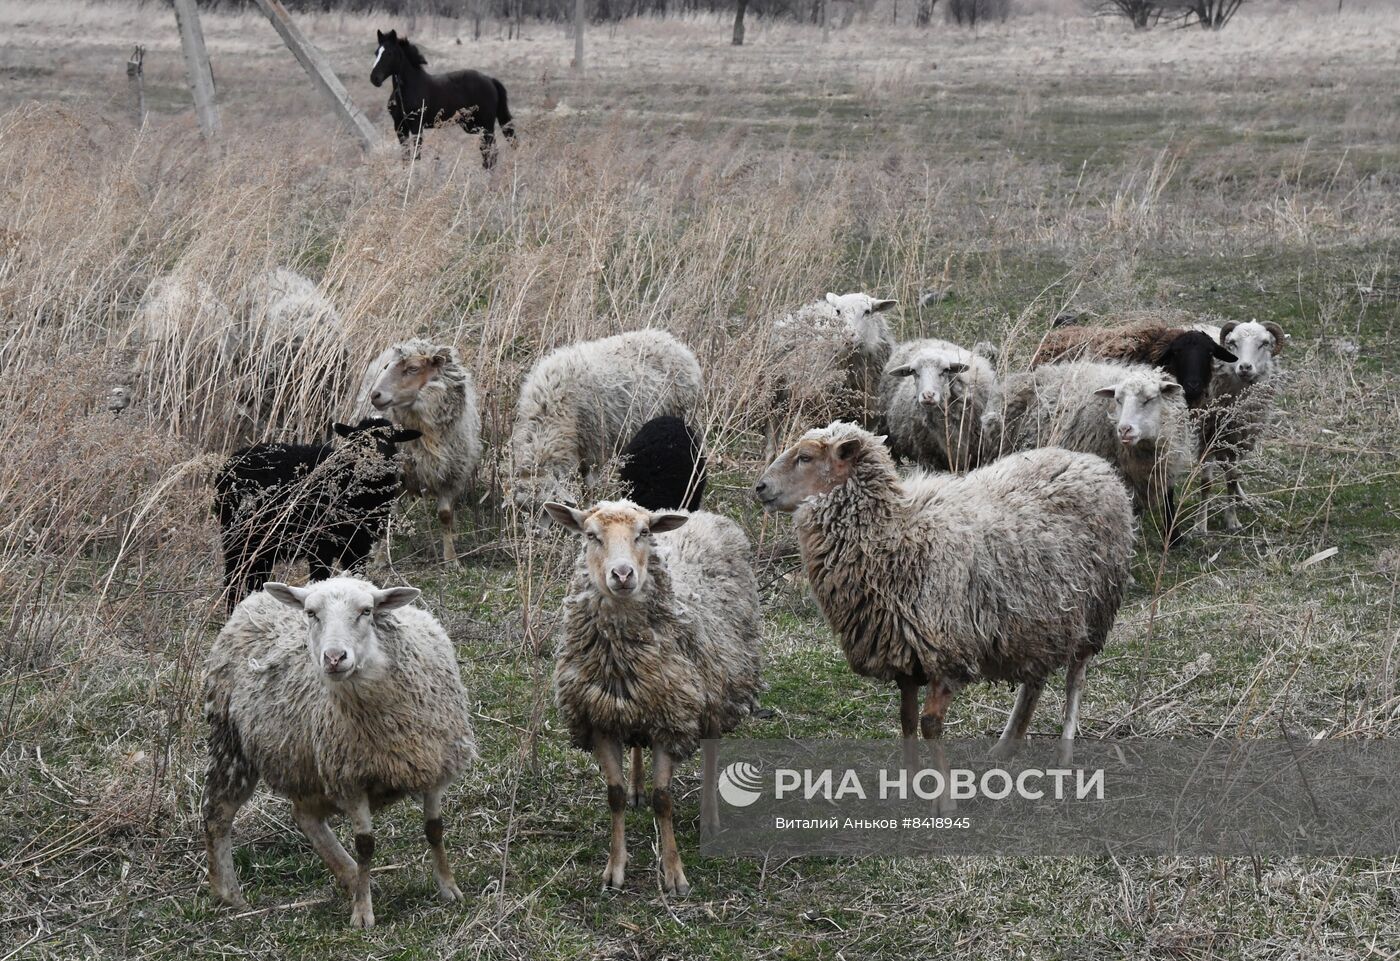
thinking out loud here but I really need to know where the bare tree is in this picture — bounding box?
[916,0,938,26]
[1178,0,1244,28]
[946,0,1009,26]
[1094,0,1163,28]
[732,0,748,44]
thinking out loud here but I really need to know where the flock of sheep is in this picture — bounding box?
[142,269,1287,925]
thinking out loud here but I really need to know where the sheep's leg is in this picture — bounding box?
[202,723,258,909]
[897,676,920,774]
[1222,460,1245,531]
[1195,461,1215,533]
[1057,655,1091,768]
[700,729,720,834]
[422,787,463,902]
[347,796,376,929]
[1161,485,1184,548]
[920,680,959,814]
[291,803,358,892]
[990,680,1045,761]
[628,746,647,808]
[652,748,690,896]
[594,736,628,891]
[437,495,458,565]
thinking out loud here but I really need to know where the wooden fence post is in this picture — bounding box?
[573,0,585,75]
[126,45,146,128]
[251,0,380,150]
[172,0,219,138]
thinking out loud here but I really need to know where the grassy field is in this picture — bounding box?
[2,0,1399,958]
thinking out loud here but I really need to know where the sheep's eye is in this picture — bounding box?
[796,453,812,464]
[306,611,319,621]
[638,529,649,539]
[585,531,600,542]
[359,608,372,618]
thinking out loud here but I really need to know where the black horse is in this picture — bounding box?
[370,29,515,168]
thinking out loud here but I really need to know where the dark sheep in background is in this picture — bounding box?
[1031,318,1237,408]
[618,416,707,512]
[214,418,421,611]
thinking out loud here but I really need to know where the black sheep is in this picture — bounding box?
[215,418,421,611]
[618,416,707,512]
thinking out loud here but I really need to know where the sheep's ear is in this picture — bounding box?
[374,586,420,611]
[1093,385,1119,399]
[887,364,915,378]
[647,511,689,534]
[391,428,422,443]
[871,298,898,313]
[1160,381,1184,395]
[1262,321,1286,354]
[264,582,309,609]
[1212,343,1238,363]
[431,345,454,367]
[945,362,969,375]
[543,501,587,532]
[825,292,840,307]
[834,437,863,462]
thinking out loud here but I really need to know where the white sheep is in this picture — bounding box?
[546,501,762,896]
[879,338,998,472]
[123,275,234,404]
[510,330,703,514]
[988,359,1197,544]
[762,292,898,460]
[1191,320,1287,531]
[754,422,1133,769]
[362,339,483,563]
[202,577,476,928]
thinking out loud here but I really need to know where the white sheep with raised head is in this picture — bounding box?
[509,330,703,516]
[762,292,898,460]
[987,360,1197,545]
[362,338,482,563]
[1191,320,1287,531]
[879,338,998,472]
[546,501,761,896]
[202,577,476,929]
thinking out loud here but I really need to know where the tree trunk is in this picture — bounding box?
[574,0,585,73]
[916,0,931,25]
[732,0,747,44]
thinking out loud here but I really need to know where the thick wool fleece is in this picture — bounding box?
[990,360,1196,510]
[380,340,482,508]
[793,424,1133,687]
[1031,319,1183,368]
[552,512,762,760]
[769,299,894,430]
[204,584,476,810]
[878,338,999,472]
[511,330,703,501]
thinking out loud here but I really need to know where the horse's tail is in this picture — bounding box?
[492,78,515,141]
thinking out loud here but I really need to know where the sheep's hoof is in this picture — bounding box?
[349,903,375,929]
[988,739,1019,762]
[629,789,647,809]
[934,794,958,816]
[1055,742,1076,768]
[662,866,690,897]
[438,879,465,903]
[601,857,626,891]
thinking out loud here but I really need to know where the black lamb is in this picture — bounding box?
[215,418,421,611]
[618,416,707,512]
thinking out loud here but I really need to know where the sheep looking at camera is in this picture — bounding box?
[987,360,1196,543]
[362,339,482,563]
[547,501,761,896]
[879,338,998,472]
[754,422,1132,768]
[214,418,422,611]
[1190,320,1287,531]
[202,577,476,929]
[510,330,703,515]
[1031,317,1237,408]
[762,292,898,460]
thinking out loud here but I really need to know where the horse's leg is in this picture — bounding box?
[479,127,497,169]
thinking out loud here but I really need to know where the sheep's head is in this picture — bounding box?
[1156,331,1236,407]
[886,350,971,410]
[332,417,422,460]
[824,292,897,353]
[755,421,878,512]
[370,341,456,412]
[1094,376,1183,449]
[264,578,420,683]
[1218,320,1285,385]
[511,467,580,524]
[543,500,687,600]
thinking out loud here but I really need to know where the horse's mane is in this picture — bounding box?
[398,37,428,66]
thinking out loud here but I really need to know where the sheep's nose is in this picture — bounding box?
[919,391,938,406]
[370,390,384,403]
[1237,363,1253,375]
[609,563,635,585]
[323,648,348,670]
[754,480,768,495]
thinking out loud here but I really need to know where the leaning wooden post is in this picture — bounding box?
[172,0,219,138]
[573,0,585,75]
[250,0,380,150]
[126,45,146,127]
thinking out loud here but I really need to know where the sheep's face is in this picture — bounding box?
[755,428,863,512]
[1158,332,1237,406]
[370,347,451,412]
[332,417,422,463]
[264,579,420,683]
[1094,379,1182,449]
[1218,320,1284,385]
[511,470,580,524]
[825,292,897,353]
[887,353,970,410]
[543,501,688,599]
